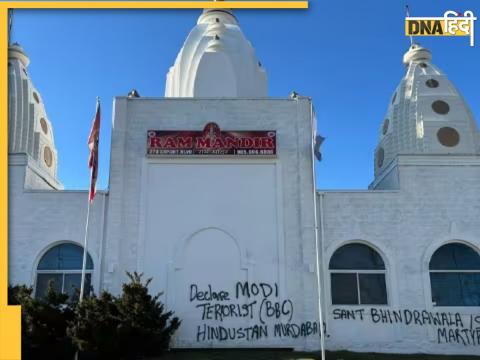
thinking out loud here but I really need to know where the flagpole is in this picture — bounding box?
[76,190,93,360]
[406,5,413,46]
[8,9,13,45]
[309,104,326,360]
[79,197,92,302]
[79,97,100,302]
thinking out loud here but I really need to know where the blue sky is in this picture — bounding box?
[10,0,480,190]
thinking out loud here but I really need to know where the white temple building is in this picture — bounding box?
[8,9,480,355]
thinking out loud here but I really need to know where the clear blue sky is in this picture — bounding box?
[11,1,480,190]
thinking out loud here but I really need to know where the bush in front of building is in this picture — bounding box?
[68,272,181,360]
[9,273,180,360]
[67,291,122,358]
[116,272,181,359]
[8,284,77,360]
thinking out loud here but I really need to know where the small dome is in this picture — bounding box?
[8,43,30,67]
[165,9,267,98]
[403,43,432,65]
[197,8,237,25]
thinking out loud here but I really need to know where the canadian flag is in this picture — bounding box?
[87,99,100,203]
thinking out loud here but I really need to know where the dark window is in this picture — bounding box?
[43,146,53,167]
[40,117,48,135]
[437,127,460,147]
[36,243,93,301]
[37,243,93,270]
[32,91,40,104]
[330,244,387,305]
[430,243,480,270]
[419,63,428,68]
[391,92,397,104]
[359,274,387,304]
[432,100,450,115]
[376,147,385,168]
[64,274,92,300]
[330,243,385,270]
[331,273,358,305]
[426,79,439,88]
[430,243,480,306]
[382,119,390,135]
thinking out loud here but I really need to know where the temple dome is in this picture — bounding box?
[372,44,480,183]
[8,43,62,189]
[165,9,267,98]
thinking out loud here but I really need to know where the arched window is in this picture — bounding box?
[329,243,387,305]
[429,243,480,306]
[36,243,93,301]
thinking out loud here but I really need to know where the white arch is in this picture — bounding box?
[173,226,247,270]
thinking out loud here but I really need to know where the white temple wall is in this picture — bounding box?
[318,158,480,355]
[8,155,107,295]
[103,97,321,350]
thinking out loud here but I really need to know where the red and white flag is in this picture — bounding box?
[87,99,100,203]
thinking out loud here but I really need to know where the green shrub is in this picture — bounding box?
[8,283,76,360]
[10,273,180,359]
[116,272,181,359]
[68,272,180,359]
[68,291,122,358]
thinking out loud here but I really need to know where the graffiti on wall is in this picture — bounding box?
[189,282,323,342]
[332,308,480,346]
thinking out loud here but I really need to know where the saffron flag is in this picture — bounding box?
[87,99,100,203]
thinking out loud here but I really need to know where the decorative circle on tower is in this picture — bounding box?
[426,79,439,88]
[382,119,390,135]
[437,127,460,147]
[432,100,450,115]
[32,91,40,104]
[376,147,385,168]
[44,146,53,167]
[40,118,48,135]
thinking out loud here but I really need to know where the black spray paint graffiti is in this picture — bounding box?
[189,282,323,342]
[333,308,480,346]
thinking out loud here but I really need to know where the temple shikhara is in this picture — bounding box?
[7,8,480,355]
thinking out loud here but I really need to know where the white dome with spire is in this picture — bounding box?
[165,9,267,97]
[8,43,62,189]
[373,43,480,180]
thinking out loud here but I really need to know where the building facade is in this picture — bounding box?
[8,9,480,355]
